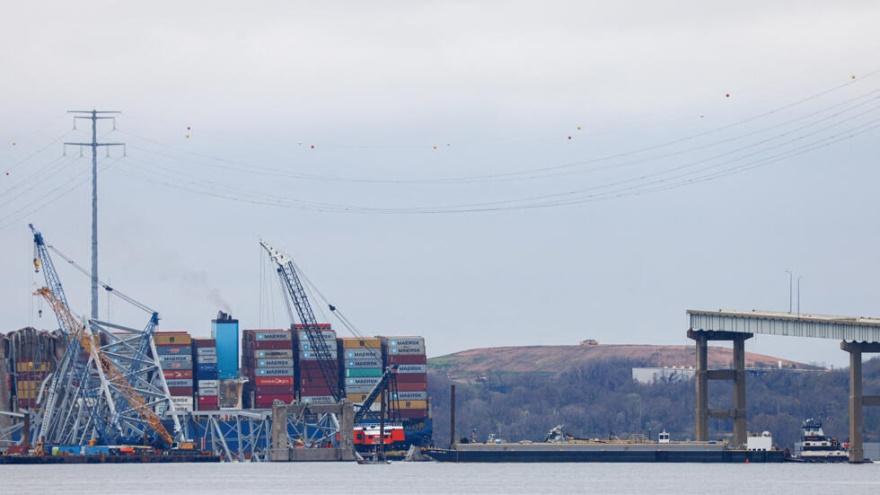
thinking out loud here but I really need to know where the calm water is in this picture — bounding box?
[3,462,880,494]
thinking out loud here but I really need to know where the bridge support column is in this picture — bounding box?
[841,341,880,463]
[688,329,752,447]
[733,335,747,448]
[694,333,708,441]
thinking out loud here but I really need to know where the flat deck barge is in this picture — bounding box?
[423,441,786,463]
[0,454,221,464]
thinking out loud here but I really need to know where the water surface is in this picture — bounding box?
[4,462,880,494]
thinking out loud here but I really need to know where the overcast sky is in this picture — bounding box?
[1,1,879,366]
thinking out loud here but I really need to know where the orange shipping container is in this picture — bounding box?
[340,337,382,349]
[346,393,382,403]
[154,332,192,346]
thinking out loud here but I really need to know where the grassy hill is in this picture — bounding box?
[429,343,818,382]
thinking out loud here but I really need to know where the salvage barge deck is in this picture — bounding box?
[0,454,221,464]
[423,442,786,463]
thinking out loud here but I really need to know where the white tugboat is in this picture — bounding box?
[796,419,848,463]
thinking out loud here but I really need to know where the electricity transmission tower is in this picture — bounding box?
[64,110,125,320]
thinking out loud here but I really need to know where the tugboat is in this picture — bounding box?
[796,419,848,463]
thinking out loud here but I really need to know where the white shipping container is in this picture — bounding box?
[393,391,428,401]
[198,380,219,389]
[197,355,218,364]
[159,354,192,363]
[196,347,217,355]
[388,337,425,347]
[299,395,336,405]
[345,349,383,360]
[345,377,381,387]
[198,387,219,397]
[171,396,194,412]
[156,396,195,415]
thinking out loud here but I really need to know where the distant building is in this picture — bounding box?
[580,339,599,346]
[632,367,695,384]
[632,366,828,384]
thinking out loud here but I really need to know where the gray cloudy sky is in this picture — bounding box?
[2,1,879,366]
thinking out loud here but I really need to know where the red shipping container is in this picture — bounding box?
[254,385,294,394]
[168,387,193,396]
[252,340,294,350]
[395,382,428,392]
[164,369,193,379]
[299,386,335,396]
[298,376,338,389]
[193,338,216,347]
[198,397,219,410]
[395,373,427,384]
[387,355,427,365]
[256,376,294,387]
[298,361,337,371]
[255,394,295,408]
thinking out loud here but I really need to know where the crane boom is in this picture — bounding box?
[260,241,341,401]
[34,288,175,447]
[353,364,399,423]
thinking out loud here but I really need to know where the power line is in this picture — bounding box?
[112,99,880,214]
[0,158,119,231]
[117,70,880,185]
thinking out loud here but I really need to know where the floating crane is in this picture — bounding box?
[28,224,182,447]
[33,288,175,447]
[260,241,341,401]
[353,364,400,424]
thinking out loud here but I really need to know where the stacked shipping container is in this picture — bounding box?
[339,337,383,410]
[8,328,61,411]
[242,329,295,409]
[383,336,428,420]
[193,338,219,411]
[155,331,194,412]
[295,324,339,405]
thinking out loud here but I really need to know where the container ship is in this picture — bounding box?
[0,317,433,458]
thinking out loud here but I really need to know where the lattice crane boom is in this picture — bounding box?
[34,288,175,447]
[260,241,341,402]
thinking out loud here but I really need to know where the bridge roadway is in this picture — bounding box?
[687,309,880,463]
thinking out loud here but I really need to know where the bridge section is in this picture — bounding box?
[687,309,880,463]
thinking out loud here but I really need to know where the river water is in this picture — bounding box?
[3,462,880,494]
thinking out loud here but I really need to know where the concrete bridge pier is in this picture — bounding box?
[841,341,880,463]
[688,329,753,447]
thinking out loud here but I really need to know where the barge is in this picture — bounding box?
[423,429,786,463]
[0,453,221,464]
[423,442,786,463]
